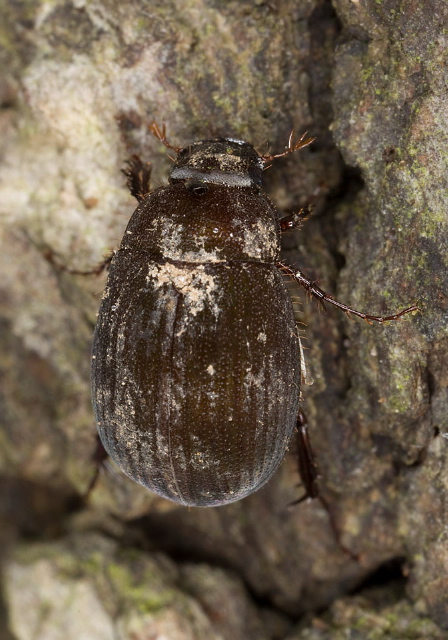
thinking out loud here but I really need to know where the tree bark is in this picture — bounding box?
[0,0,446,638]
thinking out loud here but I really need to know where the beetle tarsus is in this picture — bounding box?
[122,155,152,202]
[149,121,182,153]
[261,130,315,163]
[278,262,420,322]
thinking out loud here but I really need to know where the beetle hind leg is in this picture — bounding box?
[292,410,359,561]
[83,435,109,501]
[293,408,319,502]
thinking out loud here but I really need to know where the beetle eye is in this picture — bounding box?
[185,180,209,196]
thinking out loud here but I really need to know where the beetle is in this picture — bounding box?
[91,124,417,507]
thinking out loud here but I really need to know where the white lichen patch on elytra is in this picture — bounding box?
[154,222,227,263]
[241,219,278,259]
[257,332,267,343]
[146,262,223,317]
[206,364,215,376]
[175,247,226,263]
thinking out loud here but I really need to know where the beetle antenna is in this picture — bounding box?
[149,121,182,153]
[261,130,315,164]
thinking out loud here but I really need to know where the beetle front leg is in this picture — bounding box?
[279,205,313,232]
[279,184,323,231]
[278,262,419,322]
[122,155,152,202]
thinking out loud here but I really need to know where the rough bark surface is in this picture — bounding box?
[0,0,446,638]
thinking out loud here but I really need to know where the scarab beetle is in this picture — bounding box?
[91,124,417,507]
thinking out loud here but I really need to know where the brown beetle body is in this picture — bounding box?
[92,142,301,506]
[91,131,418,508]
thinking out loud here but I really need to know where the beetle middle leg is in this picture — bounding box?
[44,249,114,276]
[21,228,114,277]
[278,262,419,322]
[43,154,152,274]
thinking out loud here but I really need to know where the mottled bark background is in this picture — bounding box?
[0,0,447,638]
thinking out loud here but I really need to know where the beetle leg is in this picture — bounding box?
[280,184,323,232]
[83,435,109,500]
[293,408,319,502]
[260,130,315,163]
[292,409,319,504]
[22,229,114,277]
[122,155,152,202]
[279,205,313,232]
[278,262,420,322]
[292,410,359,561]
[148,121,182,153]
[43,246,114,276]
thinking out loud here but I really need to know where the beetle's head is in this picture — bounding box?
[169,138,264,189]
